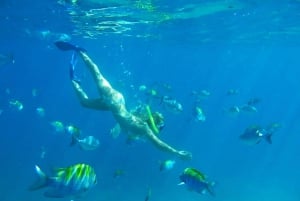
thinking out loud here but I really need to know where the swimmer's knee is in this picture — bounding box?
[114,92,125,105]
[79,98,91,108]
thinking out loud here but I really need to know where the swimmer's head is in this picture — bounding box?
[152,112,165,131]
[144,105,165,134]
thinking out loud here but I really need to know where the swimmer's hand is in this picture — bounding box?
[178,150,192,160]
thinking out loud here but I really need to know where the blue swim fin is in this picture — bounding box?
[69,51,81,83]
[54,41,86,52]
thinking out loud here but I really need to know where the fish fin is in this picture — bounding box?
[7,53,15,64]
[144,186,152,201]
[265,133,272,144]
[54,41,86,52]
[0,52,15,65]
[177,182,185,186]
[160,96,165,105]
[70,135,78,146]
[159,160,164,171]
[28,165,49,191]
[206,181,216,196]
[53,167,67,174]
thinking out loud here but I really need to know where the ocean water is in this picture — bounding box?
[1,0,300,201]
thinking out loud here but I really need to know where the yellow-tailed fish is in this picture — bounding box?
[50,121,64,133]
[194,106,206,122]
[160,159,175,171]
[66,124,81,145]
[36,107,45,117]
[9,100,23,111]
[113,169,125,178]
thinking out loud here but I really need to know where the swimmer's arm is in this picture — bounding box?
[145,127,192,160]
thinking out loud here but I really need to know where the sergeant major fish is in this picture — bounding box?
[66,124,81,139]
[71,135,100,151]
[178,167,215,196]
[161,95,183,114]
[240,125,273,145]
[29,163,97,198]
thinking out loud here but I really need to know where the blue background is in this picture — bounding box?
[0,0,300,201]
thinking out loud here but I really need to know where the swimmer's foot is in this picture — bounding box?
[178,150,192,160]
[54,41,86,52]
[71,79,81,88]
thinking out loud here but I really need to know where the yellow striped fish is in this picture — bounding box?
[29,163,97,198]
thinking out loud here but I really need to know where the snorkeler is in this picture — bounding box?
[123,104,165,144]
[55,41,192,160]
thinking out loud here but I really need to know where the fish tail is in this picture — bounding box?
[28,165,49,191]
[206,181,216,196]
[159,162,165,171]
[8,53,15,64]
[265,133,272,144]
[144,186,152,201]
[70,135,78,146]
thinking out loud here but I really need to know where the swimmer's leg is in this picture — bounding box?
[71,80,110,111]
[77,51,126,113]
[77,51,113,97]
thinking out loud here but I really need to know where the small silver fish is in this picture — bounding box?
[224,106,240,115]
[160,159,176,171]
[240,125,272,145]
[240,105,257,113]
[194,106,206,122]
[161,96,183,114]
[36,107,45,117]
[50,121,64,133]
[226,89,239,96]
[73,136,100,151]
[0,53,14,66]
[9,100,23,111]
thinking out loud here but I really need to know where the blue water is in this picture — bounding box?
[1,0,300,200]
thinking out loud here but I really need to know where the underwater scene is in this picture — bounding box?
[1,0,300,200]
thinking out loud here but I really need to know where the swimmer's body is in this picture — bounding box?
[55,41,192,160]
